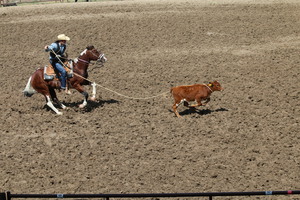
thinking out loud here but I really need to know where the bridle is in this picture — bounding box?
[77,49,106,64]
[97,53,105,62]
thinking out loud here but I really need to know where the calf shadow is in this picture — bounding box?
[169,107,228,117]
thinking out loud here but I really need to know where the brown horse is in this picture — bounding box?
[23,45,107,115]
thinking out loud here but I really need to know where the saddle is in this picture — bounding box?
[44,60,74,80]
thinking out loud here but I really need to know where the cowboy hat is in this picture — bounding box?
[57,34,70,41]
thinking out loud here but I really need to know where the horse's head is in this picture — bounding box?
[85,45,107,63]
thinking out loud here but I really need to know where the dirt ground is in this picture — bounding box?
[1,0,300,199]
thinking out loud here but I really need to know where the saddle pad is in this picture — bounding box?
[44,61,74,80]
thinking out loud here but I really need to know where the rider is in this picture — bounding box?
[44,34,70,91]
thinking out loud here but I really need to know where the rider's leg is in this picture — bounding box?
[53,62,67,90]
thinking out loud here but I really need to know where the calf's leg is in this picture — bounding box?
[172,103,181,118]
[202,97,210,106]
[183,101,190,107]
[172,98,186,118]
[189,97,203,108]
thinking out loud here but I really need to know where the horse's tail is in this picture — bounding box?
[23,76,36,97]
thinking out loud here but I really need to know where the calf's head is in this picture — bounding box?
[208,81,223,91]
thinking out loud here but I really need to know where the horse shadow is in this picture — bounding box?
[45,99,119,113]
[169,107,228,117]
[73,99,119,112]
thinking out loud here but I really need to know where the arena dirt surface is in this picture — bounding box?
[1,0,300,199]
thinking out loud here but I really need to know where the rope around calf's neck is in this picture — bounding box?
[204,84,213,92]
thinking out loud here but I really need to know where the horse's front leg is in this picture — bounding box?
[73,84,89,108]
[79,91,89,108]
[90,82,97,101]
[65,81,72,95]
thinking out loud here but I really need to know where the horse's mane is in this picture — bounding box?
[86,45,95,50]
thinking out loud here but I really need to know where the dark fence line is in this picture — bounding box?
[1,0,61,6]
[1,190,300,200]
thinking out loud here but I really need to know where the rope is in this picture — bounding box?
[73,70,169,99]
[94,83,169,100]
[50,49,71,69]
[204,84,213,92]
[75,72,169,100]
[49,49,169,100]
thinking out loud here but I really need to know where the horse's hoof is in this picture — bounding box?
[65,90,71,95]
[79,104,85,108]
[90,97,96,101]
[57,112,63,115]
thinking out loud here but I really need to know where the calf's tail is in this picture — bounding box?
[170,87,175,95]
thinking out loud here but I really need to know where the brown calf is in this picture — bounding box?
[170,80,223,118]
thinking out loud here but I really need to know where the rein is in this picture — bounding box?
[77,58,90,64]
[77,52,105,64]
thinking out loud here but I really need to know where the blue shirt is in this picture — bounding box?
[45,42,67,60]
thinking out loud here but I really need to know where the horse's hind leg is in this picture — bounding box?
[45,96,63,115]
[49,88,66,110]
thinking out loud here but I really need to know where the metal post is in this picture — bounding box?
[209,196,213,200]
[5,192,11,200]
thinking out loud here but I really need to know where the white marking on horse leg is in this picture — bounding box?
[79,99,87,108]
[46,96,63,115]
[61,103,67,110]
[90,82,96,101]
[79,91,88,108]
